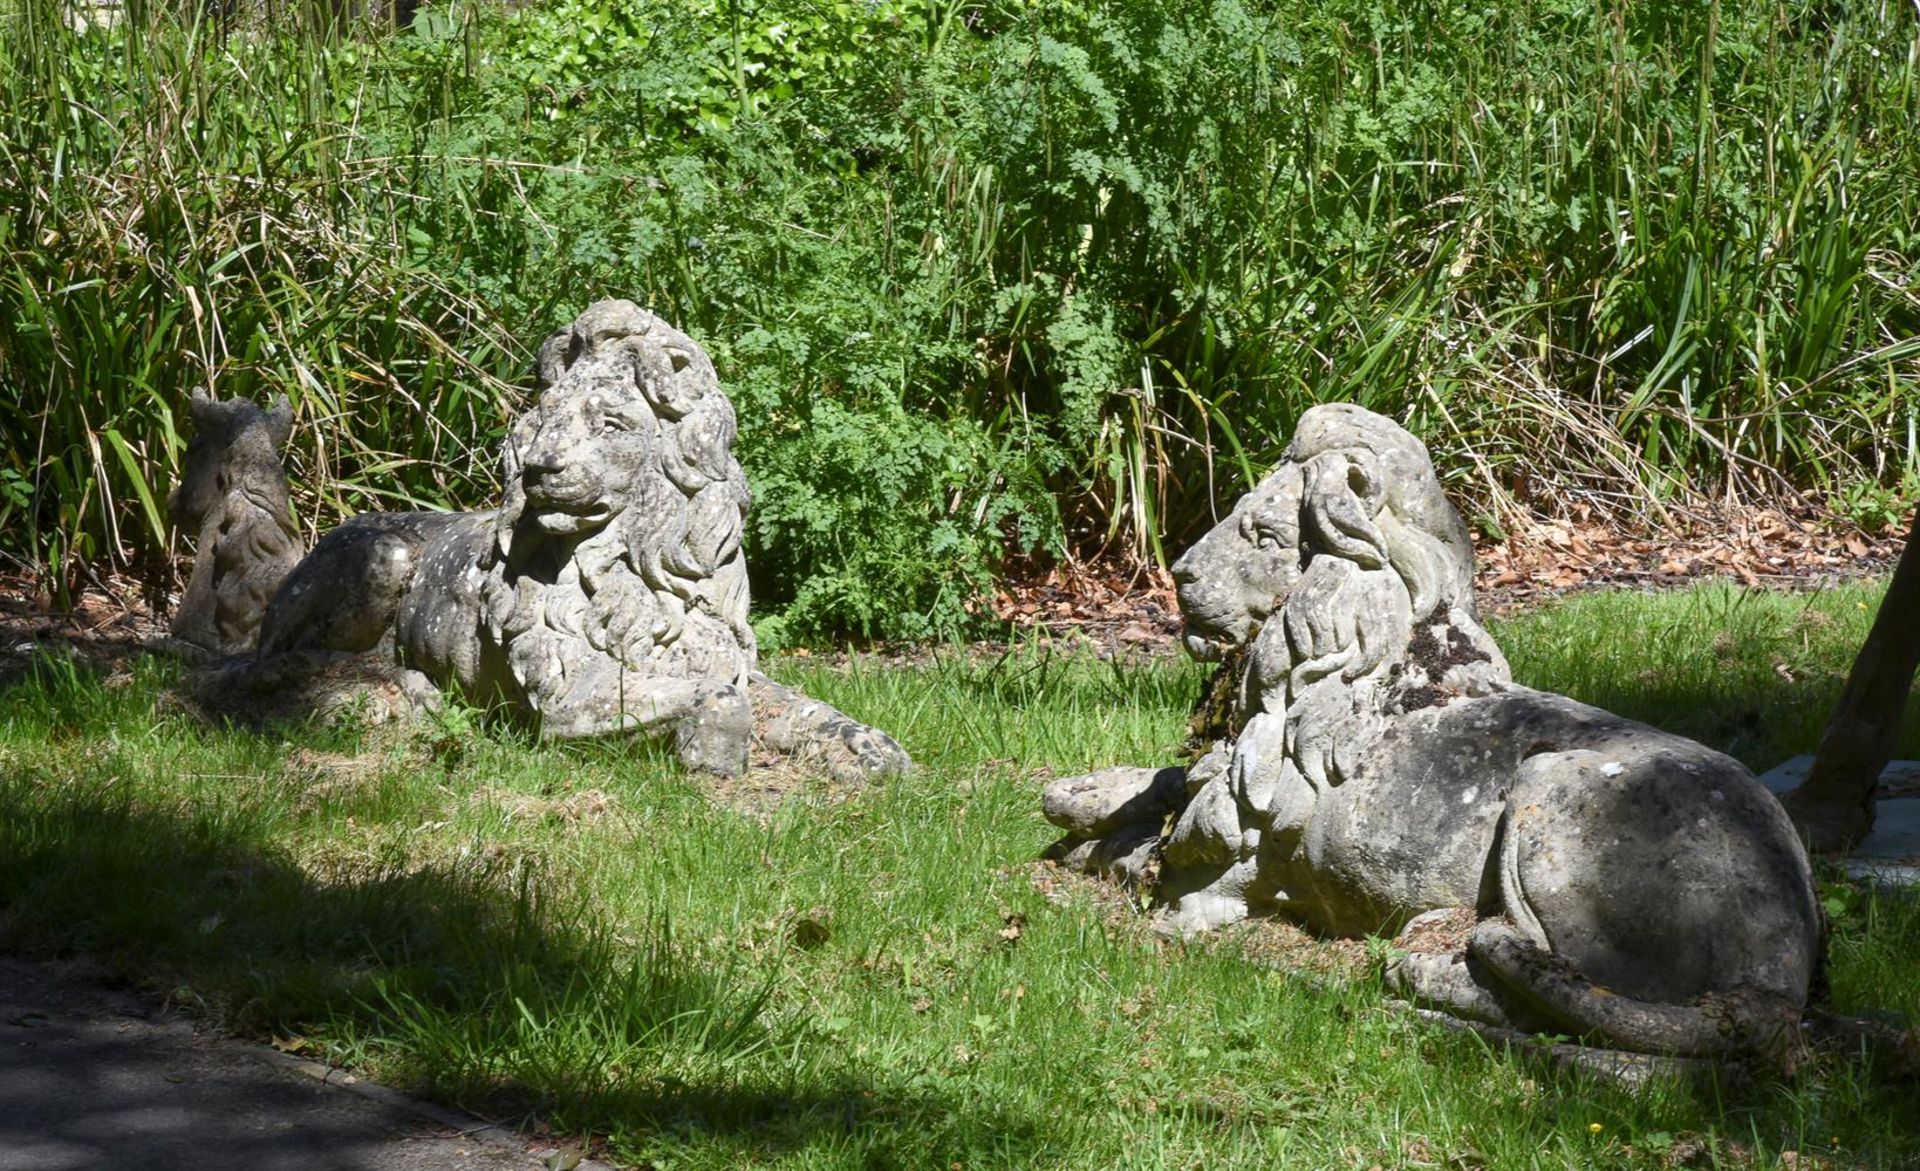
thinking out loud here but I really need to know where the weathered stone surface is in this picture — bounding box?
[1041,766,1186,837]
[1046,403,1823,1057]
[179,646,443,730]
[165,391,302,656]
[748,672,911,784]
[189,301,908,781]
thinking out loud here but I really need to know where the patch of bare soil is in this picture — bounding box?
[991,554,1184,652]
[1393,906,1479,955]
[1473,502,1911,616]
[703,756,867,821]
[0,571,167,689]
[1026,857,1152,927]
[465,785,623,829]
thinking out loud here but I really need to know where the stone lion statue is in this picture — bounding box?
[1044,404,1822,1057]
[165,390,303,656]
[191,300,909,782]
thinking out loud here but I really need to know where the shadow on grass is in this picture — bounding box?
[1490,581,1920,773]
[0,769,1047,1164]
[8,618,1916,1163]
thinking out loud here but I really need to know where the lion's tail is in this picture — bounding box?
[1467,920,1802,1058]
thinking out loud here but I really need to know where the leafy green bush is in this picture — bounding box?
[492,0,938,128]
[3,0,1915,637]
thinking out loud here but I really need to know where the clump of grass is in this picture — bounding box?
[1491,581,1920,770]
[0,0,524,604]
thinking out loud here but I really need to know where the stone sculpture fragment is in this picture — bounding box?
[165,390,302,656]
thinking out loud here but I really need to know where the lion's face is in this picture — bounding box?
[1173,463,1304,661]
[1173,403,1474,664]
[511,377,659,536]
[168,391,293,530]
[504,300,730,542]
[485,299,753,683]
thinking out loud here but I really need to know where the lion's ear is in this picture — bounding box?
[1302,451,1390,568]
[492,416,536,564]
[535,326,576,389]
[264,396,294,451]
[493,488,526,565]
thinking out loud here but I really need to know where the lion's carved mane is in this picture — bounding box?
[481,301,755,684]
[422,299,760,729]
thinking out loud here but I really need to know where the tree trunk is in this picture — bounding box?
[1781,509,1920,853]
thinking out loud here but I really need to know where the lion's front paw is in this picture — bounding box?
[675,683,754,777]
[828,724,912,783]
[747,673,912,782]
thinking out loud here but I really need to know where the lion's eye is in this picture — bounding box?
[600,414,632,432]
[1249,514,1290,552]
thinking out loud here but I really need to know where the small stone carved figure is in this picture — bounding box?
[195,300,909,782]
[1045,404,1821,1057]
[166,390,303,656]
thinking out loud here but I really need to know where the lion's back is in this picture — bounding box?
[393,511,502,697]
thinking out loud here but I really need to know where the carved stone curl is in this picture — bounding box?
[165,390,302,656]
[187,300,908,782]
[1044,404,1822,1058]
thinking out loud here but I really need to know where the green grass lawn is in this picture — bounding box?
[2,581,1918,1169]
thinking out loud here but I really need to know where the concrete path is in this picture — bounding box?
[1759,757,1920,886]
[0,956,598,1171]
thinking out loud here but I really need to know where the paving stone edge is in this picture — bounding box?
[237,1041,619,1171]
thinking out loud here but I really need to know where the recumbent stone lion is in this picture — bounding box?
[1043,404,1821,1057]
[191,300,909,782]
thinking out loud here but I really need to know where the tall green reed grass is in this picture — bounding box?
[913,0,1920,543]
[0,0,524,603]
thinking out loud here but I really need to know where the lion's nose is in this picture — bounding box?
[1171,544,1203,585]
[521,447,565,477]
